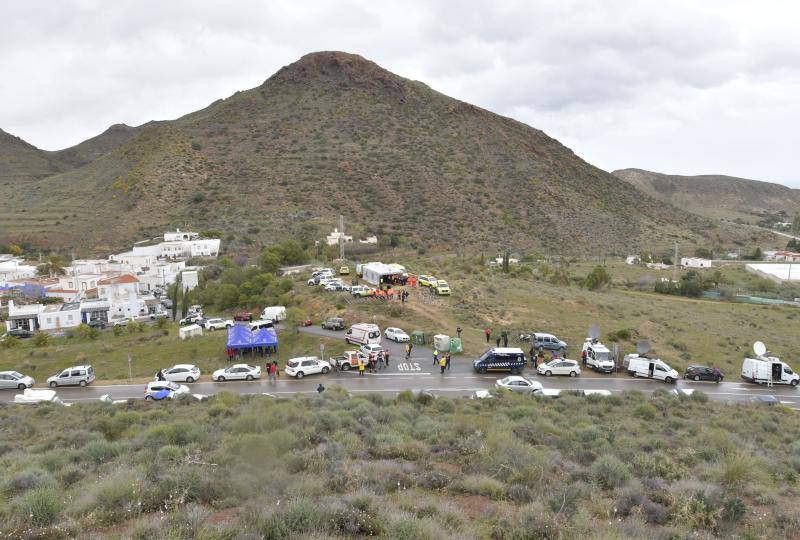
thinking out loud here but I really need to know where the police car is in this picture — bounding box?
[473,347,526,374]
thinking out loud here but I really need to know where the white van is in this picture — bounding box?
[345,323,381,346]
[248,320,274,331]
[742,356,799,386]
[261,306,286,322]
[626,356,678,383]
[582,339,615,373]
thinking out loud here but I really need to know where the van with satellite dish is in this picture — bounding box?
[741,341,799,386]
[581,326,615,373]
[626,356,679,383]
[345,323,381,346]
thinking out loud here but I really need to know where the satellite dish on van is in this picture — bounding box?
[636,340,651,355]
[753,341,767,357]
[588,326,601,340]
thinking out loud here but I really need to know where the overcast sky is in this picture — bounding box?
[2,0,799,186]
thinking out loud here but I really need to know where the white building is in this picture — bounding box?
[182,270,199,291]
[359,236,379,245]
[97,274,147,321]
[326,228,353,246]
[0,255,38,283]
[38,303,81,331]
[136,261,186,293]
[626,255,641,265]
[5,300,43,332]
[746,263,800,283]
[164,229,200,242]
[681,257,712,269]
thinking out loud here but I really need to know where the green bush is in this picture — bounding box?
[32,332,50,347]
[15,487,62,526]
[591,455,631,489]
[634,403,657,420]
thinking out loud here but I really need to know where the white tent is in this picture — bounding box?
[179,324,203,340]
[361,262,402,286]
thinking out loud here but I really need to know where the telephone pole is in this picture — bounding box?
[338,215,345,261]
[673,243,679,283]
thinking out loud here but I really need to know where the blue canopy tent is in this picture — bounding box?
[226,325,252,349]
[252,328,278,349]
[226,325,278,360]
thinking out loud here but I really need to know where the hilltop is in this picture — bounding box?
[613,168,800,223]
[0,52,740,255]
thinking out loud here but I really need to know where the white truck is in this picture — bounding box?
[345,323,381,346]
[582,338,615,373]
[261,306,286,322]
[625,355,679,383]
[742,357,799,386]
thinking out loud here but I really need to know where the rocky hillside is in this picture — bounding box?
[613,168,800,223]
[1,52,736,256]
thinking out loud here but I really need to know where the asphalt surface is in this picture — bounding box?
[2,325,799,409]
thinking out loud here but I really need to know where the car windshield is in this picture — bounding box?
[166,382,180,390]
[595,351,609,362]
[10,371,23,378]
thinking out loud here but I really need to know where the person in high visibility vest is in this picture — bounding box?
[358,359,365,376]
[439,356,446,374]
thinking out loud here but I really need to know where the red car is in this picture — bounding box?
[233,311,253,322]
[301,319,313,327]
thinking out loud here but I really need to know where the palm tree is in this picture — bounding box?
[37,254,67,277]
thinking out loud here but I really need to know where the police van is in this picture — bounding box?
[473,348,526,374]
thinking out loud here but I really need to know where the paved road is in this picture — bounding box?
[2,326,798,409]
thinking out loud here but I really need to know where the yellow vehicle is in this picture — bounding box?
[435,280,451,295]
[418,274,437,287]
[339,266,350,275]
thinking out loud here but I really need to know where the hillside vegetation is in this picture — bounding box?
[0,52,736,256]
[0,390,798,538]
[613,168,800,223]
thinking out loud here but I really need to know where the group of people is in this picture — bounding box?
[484,327,510,348]
[529,346,557,368]
[357,350,390,375]
[433,349,453,373]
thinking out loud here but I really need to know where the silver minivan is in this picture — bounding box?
[47,365,95,387]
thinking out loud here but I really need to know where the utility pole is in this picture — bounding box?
[339,214,345,261]
[673,243,679,283]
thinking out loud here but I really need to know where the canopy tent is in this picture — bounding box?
[226,325,253,349]
[251,328,278,348]
[361,262,407,286]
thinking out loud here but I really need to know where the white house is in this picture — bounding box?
[358,236,379,245]
[164,229,200,242]
[38,303,82,331]
[182,270,199,291]
[0,255,38,282]
[97,274,147,321]
[326,228,353,246]
[681,257,712,269]
[626,255,641,265]
[5,300,43,332]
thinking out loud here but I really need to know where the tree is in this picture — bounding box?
[502,252,510,273]
[751,247,763,261]
[389,234,400,248]
[8,244,22,256]
[694,247,712,259]
[710,270,725,289]
[37,254,67,277]
[793,215,800,236]
[170,276,181,321]
[584,266,612,290]
[181,285,190,318]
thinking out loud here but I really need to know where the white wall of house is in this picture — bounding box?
[39,306,81,331]
[182,270,199,291]
[680,257,712,268]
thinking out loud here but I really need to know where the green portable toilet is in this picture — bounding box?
[411,331,426,345]
[449,337,463,354]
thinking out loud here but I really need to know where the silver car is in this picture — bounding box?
[495,376,543,394]
[47,365,95,387]
[0,371,35,390]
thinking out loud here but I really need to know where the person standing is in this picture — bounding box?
[384,350,390,368]
[501,330,509,348]
[439,355,446,374]
[485,328,491,343]
[405,342,411,360]
[358,358,365,376]
[529,345,536,367]
[537,347,545,367]
[445,352,451,370]
[317,383,325,394]
[268,361,277,383]
[456,327,462,339]
[433,349,439,366]
[581,349,587,367]
[495,336,501,348]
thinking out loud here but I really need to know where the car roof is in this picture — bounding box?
[171,364,197,369]
[492,347,525,354]
[289,356,318,362]
[230,364,254,369]
[62,365,92,370]
[501,375,530,382]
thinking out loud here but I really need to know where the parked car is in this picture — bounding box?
[300,319,313,327]
[351,285,375,297]
[0,371,35,390]
[531,333,567,353]
[113,318,130,327]
[360,343,385,356]
[384,327,410,342]
[434,280,451,295]
[212,364,261,382]
[684,365,724,382]
[473,348,526,374]
[345,323,381,346]
[339,266,351,275]
[285,357,331,378]
[495,376,543,394]
[7,328,34,339]
[158,364,201,383]
[418,275,437,287]
[161,299,173,309]
[537,359,581,377]
[234,311,253,322]
[47,365,95,387]
[582,339,615,373]
[322,317,345,331]
[14,389,67,406]
[627,357,678,383]
[205,318,234,331]
[145,381,190,400]
[149,311,168,320]
[179,314,203,326]
[87,319,107,330]
[324,281,346,291]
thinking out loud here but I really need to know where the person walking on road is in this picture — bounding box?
[439,356,446,374]
[495,336,501,347]
[529,345,536,367]
[433,349,439,366]
[317,383,325,394]
[358,358,365,376]
[405,342,411,360]
[485,328,492,343]
[268,361,278,383]
[445,352,451,370]
[456,326,462,339]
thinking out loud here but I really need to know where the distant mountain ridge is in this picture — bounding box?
[0,52,745,255]
[613,168,800,222]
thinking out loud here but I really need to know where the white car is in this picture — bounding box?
[145,380,190,400]
[205,318,233,331]
[113,318,130,327]
[495,376,543,394]
[360,343,385,356]
[212,364,261,382]
[0,371,35,390]
[285,357,331,378]
[158,364,201,383]
[537,359,581,377]
[324,281,346,291]
[384,327,410,342]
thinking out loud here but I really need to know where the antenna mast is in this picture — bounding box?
[339,214,345,260]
